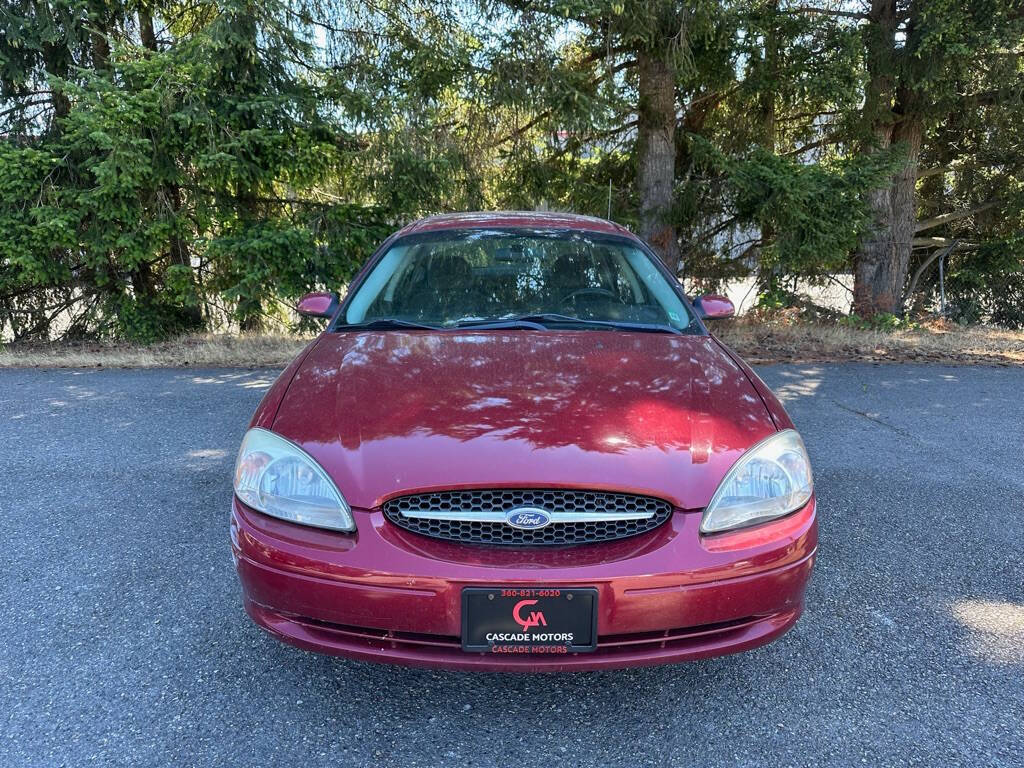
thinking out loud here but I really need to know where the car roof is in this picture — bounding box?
[395,211,638,240]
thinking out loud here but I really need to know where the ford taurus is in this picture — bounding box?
[230,211,816,671]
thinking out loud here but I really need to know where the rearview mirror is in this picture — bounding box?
[297,292,340,319]
[694,294,735,320]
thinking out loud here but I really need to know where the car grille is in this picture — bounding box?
[382,489,674,546]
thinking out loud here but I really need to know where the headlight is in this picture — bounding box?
[233,428,355,532]
[700,429,812,534]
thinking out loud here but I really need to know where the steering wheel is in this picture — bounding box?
[559,287,626,306]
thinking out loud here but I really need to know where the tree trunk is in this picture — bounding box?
[139,7,158,52]
[757,0,778,153]
[89,0,111,71]
[852,0,899,316]
[41,43,72,123]
[853,190,896,315]
[130,261,158,306]
[853,114,898,314]
[888,110,923,311]
[239,307,264,333]
[636,51,678,273]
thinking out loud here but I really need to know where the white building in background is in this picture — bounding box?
[709,275,854,316]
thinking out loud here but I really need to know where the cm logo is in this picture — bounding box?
[512,599,547,631]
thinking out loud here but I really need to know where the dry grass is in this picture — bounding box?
[2,321,1023,368]
[716,318,1024,366]
[0,333,310,369]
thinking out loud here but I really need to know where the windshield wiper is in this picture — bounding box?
[496,313,682,335]
[337,315,682,335]
[335,318,443,331]
[452,318,548,331]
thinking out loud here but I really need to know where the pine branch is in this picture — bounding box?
[487,59,636,150]
[914,201,1000,233]
[781,6,870,20]
[782,133,843,156]
[778,109,840,123]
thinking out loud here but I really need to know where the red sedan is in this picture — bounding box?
[231,211,816,671]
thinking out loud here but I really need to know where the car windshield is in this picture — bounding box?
[341,230,694,332]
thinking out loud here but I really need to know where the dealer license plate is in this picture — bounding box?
[461,587,598,654]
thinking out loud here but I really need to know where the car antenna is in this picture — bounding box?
[607,179,613,220]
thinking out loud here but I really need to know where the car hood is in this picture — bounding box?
[271,331,776,510]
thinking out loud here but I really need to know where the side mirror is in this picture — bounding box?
[297,291,340,319]
[694,294,735,320]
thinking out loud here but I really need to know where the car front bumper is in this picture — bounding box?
[231,496,816,672]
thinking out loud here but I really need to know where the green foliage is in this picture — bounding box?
[0,0,391,340]
[938,239,1024,328]
[1,0,1022,341]
[695,140,904,275]
[838,312,915,332]
[755,283,799,311]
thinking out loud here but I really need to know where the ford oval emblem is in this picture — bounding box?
[505,507,552,530]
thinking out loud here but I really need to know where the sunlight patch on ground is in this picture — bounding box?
[64,385,99,399]
[188,449,227,459]
[188,372,274,389]
[950,599,1024,664]
[237,377,274,390]
[769,369,823,403]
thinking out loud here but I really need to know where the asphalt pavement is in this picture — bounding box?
[1,363,1022,767]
